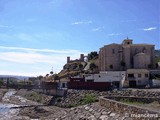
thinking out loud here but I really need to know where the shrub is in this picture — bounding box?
[81,94,97,104]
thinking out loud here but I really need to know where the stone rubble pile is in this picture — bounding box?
[53,103,127,120]
[20,102,130,120]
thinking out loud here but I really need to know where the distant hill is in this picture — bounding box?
[0,75,30,80]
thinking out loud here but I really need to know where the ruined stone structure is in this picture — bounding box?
[99,38,155,71]
[67,54,85,63]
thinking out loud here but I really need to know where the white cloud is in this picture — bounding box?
[0,52,57,64]
[72,20,92,25]
[0,46,88,76]
[91,26,104,32]
[0,46,85,64]
[107,33,123,36]
[143,27,157,31]
[0,46,82,54]
[0,70,48,77]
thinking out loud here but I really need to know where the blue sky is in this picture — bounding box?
[0,0,159,76]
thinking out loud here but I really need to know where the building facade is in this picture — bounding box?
[126,69,149,87]
[99,38,155,71]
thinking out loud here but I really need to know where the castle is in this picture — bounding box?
[99,38,155,71]
[67,54,85,63]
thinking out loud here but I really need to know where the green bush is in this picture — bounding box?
[81,94,97,104]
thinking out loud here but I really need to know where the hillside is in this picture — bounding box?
[58,57,99,78]
[58,61,87,78]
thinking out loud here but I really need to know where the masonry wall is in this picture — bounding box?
[98,40,155,71]
[99,97,159,120]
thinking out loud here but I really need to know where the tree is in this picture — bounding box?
[54,74,59,81]
[38,75,43,80]
[0,80,3,87]
[88,51,98,61]
[79,64,83,71]
[46,74,49,77]
[54,74,60,88]
[90,63,97,72]
[50,71,53,75]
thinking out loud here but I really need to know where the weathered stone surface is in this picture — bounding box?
[99,115,108,120]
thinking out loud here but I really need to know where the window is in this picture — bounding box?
[138,74,141,78]
[127,42,130,44]
[62,83,65,88]
[128,74,134,77]
[145,74,148,78]
[109,64,113,69]
[112,49,115,54]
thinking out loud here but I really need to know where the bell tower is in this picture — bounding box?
[122,37,133,46]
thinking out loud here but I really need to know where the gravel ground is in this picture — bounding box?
[19,102,129,120]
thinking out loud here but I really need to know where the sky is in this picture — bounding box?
[0,0,159,76]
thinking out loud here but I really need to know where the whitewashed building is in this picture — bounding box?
[126,69,149,87]
[84,71,126,89]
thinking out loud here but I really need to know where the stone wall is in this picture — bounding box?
[33,89,67,96]
[99,97,160,120]
[106,96,160,104]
